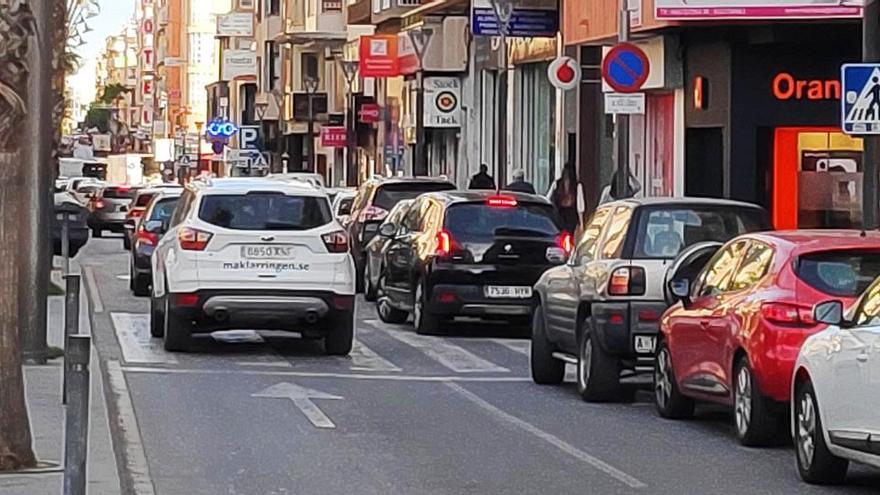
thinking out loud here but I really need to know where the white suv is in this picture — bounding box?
[150,178,355,354]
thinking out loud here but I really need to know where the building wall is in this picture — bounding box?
[563,0,670,45]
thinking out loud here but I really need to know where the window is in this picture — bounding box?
[134,192,158,207]
[796,250,880,298]
[855,279,880,326]
[301,53,319,83]
[695,240,748,298]
[444,203,560,242]
[600,206,633,259]
[266,0,280,16]
[372,183,455,211]
[148,198,180,222]
[729,241,774,292]
[351,183,374,216]
[401,198,425,233]
[264,41,280,92]
[575,207,611,265]
[199,193,331,231]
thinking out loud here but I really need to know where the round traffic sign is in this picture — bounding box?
[435,91,457,113]
[602,43,650,94]
[547,56,580,91]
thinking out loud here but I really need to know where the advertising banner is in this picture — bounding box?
[359,35,399,77]
[655,0,862,19]
[320,127,347,148]
[471,0,558,37]
[221,50,258,81]
[217,12,254,37]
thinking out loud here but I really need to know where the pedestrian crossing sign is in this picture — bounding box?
[842,64,880,135]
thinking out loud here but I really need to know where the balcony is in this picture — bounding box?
[372,0,422,25]
[347,0,372,25]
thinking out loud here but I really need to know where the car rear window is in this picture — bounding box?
[373,183,454,211]
[633,207,767,259]
[444,202,560,241]
[103,187,136,199]
[337,197,354,215]
[149,198,179,222]
[134,193,157,207]
[796,250,880,297]
[198,193,332,231]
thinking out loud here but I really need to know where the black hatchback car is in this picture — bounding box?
[374,191,573,334]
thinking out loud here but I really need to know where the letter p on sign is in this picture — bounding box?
[240,126,260,150]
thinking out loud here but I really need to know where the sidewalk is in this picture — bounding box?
[0,274,121,494]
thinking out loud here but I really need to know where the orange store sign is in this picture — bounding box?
[359,35,399,78]
[772,72,841,101]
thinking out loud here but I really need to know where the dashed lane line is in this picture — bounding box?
[446,382,648,490]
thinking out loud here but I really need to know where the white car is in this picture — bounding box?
[792,284,880,484]
[150,178,356,354]
[267,172,326,190]
[331,189,356,224]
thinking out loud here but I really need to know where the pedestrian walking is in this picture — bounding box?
[469,164,496,190]
[599,169,641,204]
[504,169,536,194]
[550,165,579,233]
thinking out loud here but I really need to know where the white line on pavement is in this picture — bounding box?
[121,366,531,382]
[111,313,178,365]
[446,382,648,490]
[107,360,156,495]
[493,339,531,356]
[379,328,509,373]
[83,265,104,313]
[349,329,402,372]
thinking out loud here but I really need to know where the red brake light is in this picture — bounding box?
[94,199,105,209]
[321,230,349,253]
[117,185,131,192]
[178,227,213,251]
[128,209,144,219]
[557,231,574,255]
[487,195,517,207]
[608,267,646,296]
[761,302,815,326]
[136,224,158,247]
[173,293,200,307]
[436,230,453,257]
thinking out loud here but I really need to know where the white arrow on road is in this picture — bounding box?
[252,382,343,429]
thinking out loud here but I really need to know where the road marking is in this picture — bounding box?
[380,328,509,373]
[349,330,401,372]
[121,366,531,382]
[111,313,178,365]
[107,360,156,495]
[235,360,292,368]
[446,382,647,490]
[494,339,531,356]
[83,265,104,313]
[252,382,342,429]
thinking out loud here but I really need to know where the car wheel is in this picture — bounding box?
[163,294,192,352]
[149,293,164,338]
[324,310,354,356]
[530,304,564,385]
[734,357,779,446]
[92,227,102,238]
[364,262,377,302]
[413,280,441,335]
[377,275,408,324]
[576,318,620,402]
[654,341,695,419]
[123,235,131,250]
[132,273,150,297]
[795,379,849,484]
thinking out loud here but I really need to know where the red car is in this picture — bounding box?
[655,230,880,446]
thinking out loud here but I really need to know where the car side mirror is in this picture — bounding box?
[669,278,691,306]
[379,222,397,238]
[144,220,165,235]
[813,300,844,326]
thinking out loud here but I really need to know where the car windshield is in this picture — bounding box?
[149,198,179,222]
[373,183,454,211]
[199,193,332,231]
[134,193,157,208]
[633,207,767,259]
[103,187,136,199]
[444,202,561,241]
[796,250,880,297]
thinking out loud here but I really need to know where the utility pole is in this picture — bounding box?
[338,58,359,186]
[490,0,513,187]
[864,0,879,229]
[305,75,319,173]
[616,0,631,199]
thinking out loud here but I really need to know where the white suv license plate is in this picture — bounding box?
[634,336,656,354]
[240,245,295,260]
[484,286,532,299]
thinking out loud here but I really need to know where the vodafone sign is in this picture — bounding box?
[547,57,580,91]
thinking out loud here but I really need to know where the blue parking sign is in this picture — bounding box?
[842,63,880,135]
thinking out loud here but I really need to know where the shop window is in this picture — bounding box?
[630,93,674,197]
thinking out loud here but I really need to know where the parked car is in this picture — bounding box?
[129,189,182,296]
[531,198,769,402]
[52,192,90,257]
[268,172,326,190]
[793,290,880,484]
[326,186,355,206]
[87,184,138,237]
[70,180,104,206]
[363,199,414,301]
[657,230,880,446]
[123,186,181,250]
[150,178,355,353]
[331,189,356,225]
[374,191,572,333]
[347,177,456,291]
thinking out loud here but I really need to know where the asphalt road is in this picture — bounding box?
[78,237,880,495]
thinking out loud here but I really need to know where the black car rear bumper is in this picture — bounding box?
[592,300,667,369]
[425,283,533,319]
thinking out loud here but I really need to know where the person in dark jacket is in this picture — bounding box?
[504,169,536,195]
[469,164,496,190]
[550,165,580,233]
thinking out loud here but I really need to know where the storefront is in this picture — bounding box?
[684,24,862,228]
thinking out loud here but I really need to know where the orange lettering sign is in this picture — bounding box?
[772,72,840,101]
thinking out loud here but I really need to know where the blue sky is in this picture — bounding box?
[69,0,136,102]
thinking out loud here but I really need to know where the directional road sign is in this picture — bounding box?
[602,43,650,94]
[842,63,880,135]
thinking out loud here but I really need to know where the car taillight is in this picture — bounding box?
[608,266,646,296]
[94,199,105,209]
[436,230,453,257]
[130,209,144,219]
[136,225,158,247]
[321,230,349,253]
[178,227,213,251]
[761,302,815,326]
[359,205,388,222]
[557,231,574,255]
[487,195,517,207]
[173,293,200,307]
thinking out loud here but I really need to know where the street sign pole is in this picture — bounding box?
[616,0,631,199]
[409,28,433,177]
[864,0,879,229]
